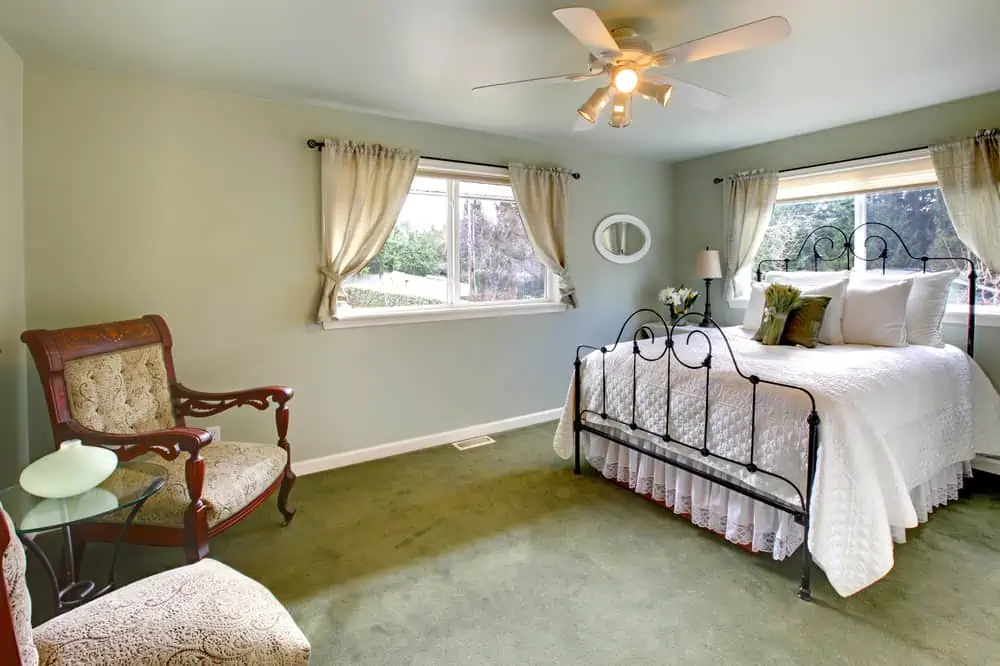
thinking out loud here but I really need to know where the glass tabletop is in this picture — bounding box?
[1,461,167,535]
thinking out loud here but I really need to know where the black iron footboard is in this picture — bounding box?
[572,309,820,601]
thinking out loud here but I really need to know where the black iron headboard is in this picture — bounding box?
[755,222,977,356]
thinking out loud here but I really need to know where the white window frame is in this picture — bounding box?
[733,150,1000,327]
[324,159,566,330]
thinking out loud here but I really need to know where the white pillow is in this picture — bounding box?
[765,270,849,286]
[742,282,766,331]
[841,280,914,347]
[765,273,848,344]
[798,279,849,345]
[852,269,959,347]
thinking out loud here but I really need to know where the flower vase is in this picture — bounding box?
[19,439,118,499]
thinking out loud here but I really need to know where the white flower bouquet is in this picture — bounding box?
[658,285,699,323]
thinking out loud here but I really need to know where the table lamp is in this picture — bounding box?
[695,247,722,327]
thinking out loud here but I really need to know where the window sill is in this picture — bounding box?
[729,298,750,310]
[322,301,569,329]
[942,306,1000,328]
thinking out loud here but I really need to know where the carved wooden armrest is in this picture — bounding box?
[172,383,293,418]
[55,420,213,461]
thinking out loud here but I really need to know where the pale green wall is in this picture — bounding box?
[0,35,26,486]
[22,65,673,463]
[672,90,1000,382]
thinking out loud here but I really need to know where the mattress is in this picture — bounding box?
[553,326,1000,596]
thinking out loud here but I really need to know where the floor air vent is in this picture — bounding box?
[452,435,496,451]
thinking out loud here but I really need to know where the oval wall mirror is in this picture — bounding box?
[594,214,651,264]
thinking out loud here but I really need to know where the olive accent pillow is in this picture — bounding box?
[780,296,832,348]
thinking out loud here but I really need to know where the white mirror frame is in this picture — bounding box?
[593,214,651,264]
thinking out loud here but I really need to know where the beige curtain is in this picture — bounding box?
[508,163,577,307]
[723,169,779,302]
[316,139,419,323]
[930,129,1000,271]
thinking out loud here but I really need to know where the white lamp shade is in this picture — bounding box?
[695,249,723,279]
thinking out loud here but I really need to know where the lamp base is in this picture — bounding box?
[698,278,714,327]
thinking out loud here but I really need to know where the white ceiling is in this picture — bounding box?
[2,0,998,160]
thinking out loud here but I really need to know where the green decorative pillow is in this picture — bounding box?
[753,283,801,345]
[781,296,832,348]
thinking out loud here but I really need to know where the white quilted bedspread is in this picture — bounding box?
[553,327,1000,596]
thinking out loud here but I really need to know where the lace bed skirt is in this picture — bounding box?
[583,433,971,561]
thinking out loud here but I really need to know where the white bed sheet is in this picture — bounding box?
[553,326,1000,596]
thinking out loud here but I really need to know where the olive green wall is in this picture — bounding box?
[672,90,1000,383]
[0,35,26,486]
[22,64,673,463]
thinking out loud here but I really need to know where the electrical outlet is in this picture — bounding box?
[206,426,221,442]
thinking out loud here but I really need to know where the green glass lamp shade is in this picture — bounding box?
[19,439,118,499]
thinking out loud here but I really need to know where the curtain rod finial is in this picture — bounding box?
[713,177,724,184]
[307,139,324,150]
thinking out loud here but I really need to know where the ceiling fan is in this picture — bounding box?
[473,8,790,129]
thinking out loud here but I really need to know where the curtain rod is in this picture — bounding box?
[306,139,581,180]
[710,145,928,184]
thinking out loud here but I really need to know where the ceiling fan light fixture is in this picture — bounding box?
[608,93,632,128]
[577,86,611,123]
[637,81,673,106]
[611,66,639,94]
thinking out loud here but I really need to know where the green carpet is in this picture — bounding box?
[31,422,1000,664]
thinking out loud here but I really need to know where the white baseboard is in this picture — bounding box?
[292,407,562,477]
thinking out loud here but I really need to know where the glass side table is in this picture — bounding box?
[0,460,167,616]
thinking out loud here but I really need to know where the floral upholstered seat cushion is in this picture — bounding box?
[102,442,287,528]
[1,503,39,666]
[33,558,311,665]
[63,343,176,434]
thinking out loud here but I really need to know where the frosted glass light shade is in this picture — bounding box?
[695,249,723,279]
[19,439,118,499]
[577,86,610,123]
[608,93,631,128]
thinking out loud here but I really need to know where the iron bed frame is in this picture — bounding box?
[571,222,978,601]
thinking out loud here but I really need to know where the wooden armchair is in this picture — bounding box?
[20,315,297,564]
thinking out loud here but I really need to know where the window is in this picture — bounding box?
[751,151,1000,317]
[337,160,559,326]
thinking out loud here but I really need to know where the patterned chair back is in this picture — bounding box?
[1,502,38,665]
[62,344,176,434]
[21,316,185,445]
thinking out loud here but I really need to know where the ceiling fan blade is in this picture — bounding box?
[654,16,790,66]
[472,71,601,92]
[645,75,728,111]
[573,114,598,132]
[553,7,622,61]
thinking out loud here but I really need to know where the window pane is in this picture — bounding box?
[865,188,956,269]
[753,185,997,308]
[865,188,995,306]
[754,197,855,276]
[458,181,547,303]
[342,180,448,310]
